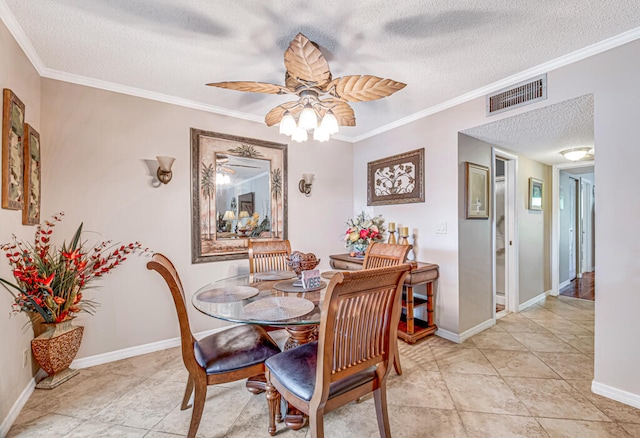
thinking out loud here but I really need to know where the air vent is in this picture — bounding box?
[486,74,547,116]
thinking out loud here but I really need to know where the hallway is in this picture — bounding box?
[560,272,595,301]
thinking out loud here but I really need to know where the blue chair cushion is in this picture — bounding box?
[194,325,280,375]
[265,341,377,402]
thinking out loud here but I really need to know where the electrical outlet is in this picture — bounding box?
[436,222,447,234]
[22,348,29,368]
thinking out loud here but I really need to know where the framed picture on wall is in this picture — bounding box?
[22,124,41,225]
[2,89,26,210]
[465,162,489,219]
[367,148,425,206]
[529,177,543,210]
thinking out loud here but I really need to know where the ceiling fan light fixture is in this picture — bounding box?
[291,126,308,143]
[279,111,296,136]
[561,147,591,161]
[299,104,317,131]
[216,172,230,185]
[320,110,339,135]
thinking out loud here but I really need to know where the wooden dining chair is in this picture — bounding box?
[248,239,292,274]
[265,264,411,438]
[147,253,281,438]
[362,242,411,376]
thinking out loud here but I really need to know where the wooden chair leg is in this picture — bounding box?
[373,385,391,438]
[393,341,403,375]
[187,381,206,438]
[181,376,195,410]
[309,410,324,438]
[266,380,280,436]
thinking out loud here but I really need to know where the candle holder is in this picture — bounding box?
[399,227,410,245]
[388,230,397,244]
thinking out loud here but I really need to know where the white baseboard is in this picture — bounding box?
[518,290,550,312]
[0,378,35,437]
[71,326,231,369]
[495,294,506,306]
[2,325,233,435]
[435,318,495,344]
[592,380,640,409]
[434,327,460,343]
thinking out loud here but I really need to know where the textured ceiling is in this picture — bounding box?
[2,0,639,150]
[463,94,594,165]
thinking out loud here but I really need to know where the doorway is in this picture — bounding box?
[552,162,595,298]
[493,150,518,317]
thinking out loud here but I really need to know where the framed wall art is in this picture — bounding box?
[367,148,424,206]
[2,89,25,210]
[465,162,489,219]
[22,124,41,225]
[191,128,287,263]
[529,177,543,210]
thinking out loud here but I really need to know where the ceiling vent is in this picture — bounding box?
[486,74,547,116]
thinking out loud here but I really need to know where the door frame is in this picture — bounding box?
[492,148,519,315]
[551,160,594,295]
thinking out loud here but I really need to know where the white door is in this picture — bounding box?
[567,178,578,280]
[581,178,594,273]
[494,151,518,315]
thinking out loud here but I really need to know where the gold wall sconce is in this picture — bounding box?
[299,173,314,196]
[156,156,175,184]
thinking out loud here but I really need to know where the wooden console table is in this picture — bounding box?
[329,254,439,344]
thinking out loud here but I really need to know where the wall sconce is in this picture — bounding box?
[298,173,314,196]
[156,156,175,184]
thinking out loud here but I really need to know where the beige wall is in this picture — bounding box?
[457,134,493,333]
[517,155,552,303]
[0,19,42,428]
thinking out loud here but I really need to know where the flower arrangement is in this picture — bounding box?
[344,211,386,256]
[1,213,146,323]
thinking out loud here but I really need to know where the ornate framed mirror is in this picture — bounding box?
[191,129,287,263]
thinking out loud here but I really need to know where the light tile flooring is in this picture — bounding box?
[9,295,640,437]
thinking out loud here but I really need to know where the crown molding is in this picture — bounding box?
[0,0,45,73]
[2,0,639,144]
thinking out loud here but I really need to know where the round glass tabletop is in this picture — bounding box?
[192,273,325,326]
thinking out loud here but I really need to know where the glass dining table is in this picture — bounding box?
[192,270,330,349]
[192,269,331,430]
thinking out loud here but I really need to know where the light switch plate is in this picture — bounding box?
[436,222,447,234]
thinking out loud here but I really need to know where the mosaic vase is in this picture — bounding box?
[31,319,84,389]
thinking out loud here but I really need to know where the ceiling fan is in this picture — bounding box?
[207,33,406,142]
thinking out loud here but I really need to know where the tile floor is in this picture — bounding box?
[8,295,640,437]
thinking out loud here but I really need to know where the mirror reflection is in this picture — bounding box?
[215,154,272,239]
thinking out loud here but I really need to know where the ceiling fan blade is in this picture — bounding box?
[206,81,286,95]
[265,101,301,127]
[321,98,356,127]
[284,71,304,92]
[326,75,406,102]
[284,33,332,86]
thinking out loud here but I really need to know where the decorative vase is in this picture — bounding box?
[349,242,368,258]
[31,319,84,389]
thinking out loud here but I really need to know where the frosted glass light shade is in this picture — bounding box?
[320,110,339,135]
[279,111,296,136]
[561,148,590,161]
[302,173,314,184]
[298,104,318,130]
[291,126,308,143]
[239,210,250,219]
[222,210,236,221]
[156,156,175,172]
[313,126,330,142]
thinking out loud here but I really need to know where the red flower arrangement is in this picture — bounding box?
[344,211,386,255]
[1,212,146,323]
